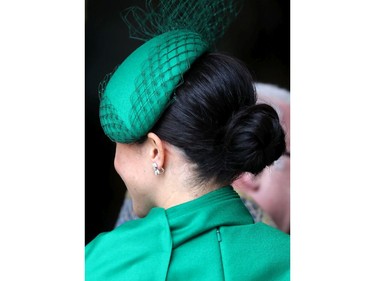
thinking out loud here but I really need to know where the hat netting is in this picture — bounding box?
[99,0,244,143]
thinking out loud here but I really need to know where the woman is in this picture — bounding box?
[86,1,289,280]
[86,52,289,280]
[114,82,289,232]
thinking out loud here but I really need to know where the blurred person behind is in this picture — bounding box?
[234,82,290,234]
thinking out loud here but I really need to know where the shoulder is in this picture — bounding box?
[248,222,290,247]
[220,222,290,281]
[85,208,172,280]
[222,222,289,250]
[86,207,168,254]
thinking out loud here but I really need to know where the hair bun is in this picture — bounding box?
[224,103,286,175]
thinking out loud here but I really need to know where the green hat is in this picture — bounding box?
[99,0,243,143]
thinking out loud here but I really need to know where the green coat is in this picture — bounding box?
[85,186,290,280]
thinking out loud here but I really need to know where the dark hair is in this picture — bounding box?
[152,52,286,185]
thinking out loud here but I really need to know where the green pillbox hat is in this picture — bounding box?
[98,0,243,143]
[99,30,208,143]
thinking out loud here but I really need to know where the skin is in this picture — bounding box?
[114,133,219,217]
[232,86,290,233]
[116,83,290,233]
[233,155,290,233]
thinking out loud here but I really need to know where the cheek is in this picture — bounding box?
[114,153,125,177]
[256,170,289,211]
[264,161,290,193]
[113,152,134,184]
[114,156,120,174]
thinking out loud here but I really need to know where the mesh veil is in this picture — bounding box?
[99,0,244,143]
[121,0,243,44]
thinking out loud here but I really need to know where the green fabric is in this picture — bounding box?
[85,186,290,280]
[99,30,208,143]
[98,0,244,143]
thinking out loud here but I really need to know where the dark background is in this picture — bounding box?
[85,0,290,244]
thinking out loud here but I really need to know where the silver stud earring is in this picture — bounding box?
[152,162,165,175]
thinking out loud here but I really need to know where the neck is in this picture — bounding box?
[155,146,220,210]
[159,179,221,210]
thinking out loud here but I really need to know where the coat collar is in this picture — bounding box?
[165,186,254,248]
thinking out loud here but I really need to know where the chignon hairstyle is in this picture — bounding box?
[151,52,286,185]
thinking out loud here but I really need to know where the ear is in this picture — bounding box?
[146,132,165,169]
[233,172,260,192]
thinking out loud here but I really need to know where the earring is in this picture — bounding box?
[152,162,165,176]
